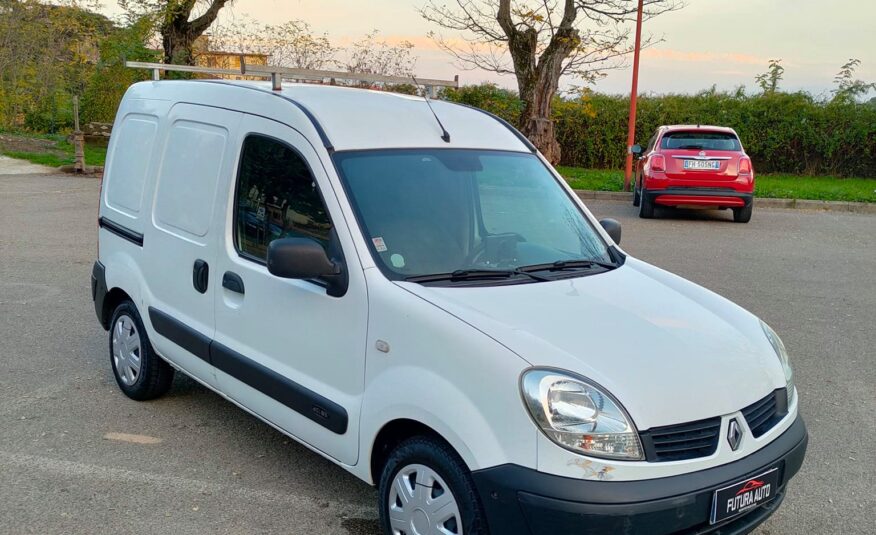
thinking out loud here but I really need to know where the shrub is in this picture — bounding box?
[445,84,876,177]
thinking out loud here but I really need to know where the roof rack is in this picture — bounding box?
[126,61,459,95]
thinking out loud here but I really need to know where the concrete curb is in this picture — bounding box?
[574,190,876,214]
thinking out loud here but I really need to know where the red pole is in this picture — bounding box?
[623,0,644,192]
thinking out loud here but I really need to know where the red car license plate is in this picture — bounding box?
[711,467,780,524]
[683,159,721,170]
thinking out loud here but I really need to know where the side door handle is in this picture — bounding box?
[222,271,245,294]
[193,259,209,294]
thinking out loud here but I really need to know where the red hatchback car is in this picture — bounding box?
[633,125,754,222]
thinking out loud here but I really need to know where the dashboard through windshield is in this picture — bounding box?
[334,149,614,284]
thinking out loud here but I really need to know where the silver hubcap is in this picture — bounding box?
[388,464,462,535]
[112,315,142,386]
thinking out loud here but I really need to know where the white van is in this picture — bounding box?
[92,79,806,535]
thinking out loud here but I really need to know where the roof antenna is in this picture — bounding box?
[412,76,450,143]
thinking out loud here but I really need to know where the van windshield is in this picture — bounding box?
[334,149,614,284]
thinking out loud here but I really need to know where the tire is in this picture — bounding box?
[638,186,655,219]
[632,178,641,207]
[109,300,174,400]
[378,436,489,535]
[733,204,752,223]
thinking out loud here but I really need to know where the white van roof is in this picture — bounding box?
[123,80,534,154]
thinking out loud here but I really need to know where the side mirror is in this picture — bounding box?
[599,218,622,244]
[267,237,347,296]
[630,144,643,156]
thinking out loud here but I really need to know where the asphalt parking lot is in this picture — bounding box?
[1,172,874,534]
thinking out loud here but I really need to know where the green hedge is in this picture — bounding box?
[443,85,876,178]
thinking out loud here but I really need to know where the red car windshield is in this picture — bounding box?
[661,131,740,151]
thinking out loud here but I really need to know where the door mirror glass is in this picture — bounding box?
[599,218,622,244]
[630,144,643,155]
[267,238,338,280]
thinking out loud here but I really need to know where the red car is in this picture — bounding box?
[633,125,754,222]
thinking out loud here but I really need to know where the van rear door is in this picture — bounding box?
[143,104,242,387]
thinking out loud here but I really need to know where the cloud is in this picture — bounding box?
[642,48,766,65]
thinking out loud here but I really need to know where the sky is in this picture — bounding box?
[100,0,876,97]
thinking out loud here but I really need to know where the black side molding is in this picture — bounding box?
[147,307,348,434]
[211,342,348,434]
[148,307,211,363]
[98,217,144,247]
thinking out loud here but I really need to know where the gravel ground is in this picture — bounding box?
[0,155,57,175]
[0,173,873,534]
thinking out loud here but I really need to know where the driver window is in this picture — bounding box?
[234,135,333,261]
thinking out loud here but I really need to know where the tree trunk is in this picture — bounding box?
[502,6,576,165]
[163,28,195,66]
[518,77,562,164]
[160,0,230,67]
[516,46,567,165]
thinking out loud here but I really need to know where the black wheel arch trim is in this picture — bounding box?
[98,216,144,246]
[91,261,109,327]
[146,306,348,434]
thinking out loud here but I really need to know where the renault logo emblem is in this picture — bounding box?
[728,419,744,451]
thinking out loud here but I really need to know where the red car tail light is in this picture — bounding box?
[739,157,752,175]
[650,154,666,172]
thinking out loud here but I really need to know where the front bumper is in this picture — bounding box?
[471,414,807,535]
[645,187,753,209]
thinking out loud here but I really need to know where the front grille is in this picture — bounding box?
[640,417,722,462]
[742,388,788,438]
[640,388,790,463]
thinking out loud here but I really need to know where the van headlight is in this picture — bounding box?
[761,321,795,404]
[521,369,643,460]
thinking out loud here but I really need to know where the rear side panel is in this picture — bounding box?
[98,96,167,329]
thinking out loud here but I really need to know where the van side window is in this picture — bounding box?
[234,135,332,261]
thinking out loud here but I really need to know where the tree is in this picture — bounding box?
[81,16,159,123]
[421,0,679,163]
[754,58,783,94]
[342,30,417,77]
[210,18,337,70]
[832,59,875,104]
[118,0,231,65]
[0,0,110,130]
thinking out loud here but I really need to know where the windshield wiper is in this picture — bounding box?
[518,259,617,274]
[405,268,551,284]
[677,144,705,150]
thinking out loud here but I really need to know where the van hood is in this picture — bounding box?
[396,257,784,430]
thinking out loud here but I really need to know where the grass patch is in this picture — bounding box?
[557,167,876,203]
[1,150,71,167]
[0,132,107,168]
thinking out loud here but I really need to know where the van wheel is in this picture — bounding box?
[733,205,752,223]
[639,187,655,219]
[378,436,488,535]
[109,301,174,400]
